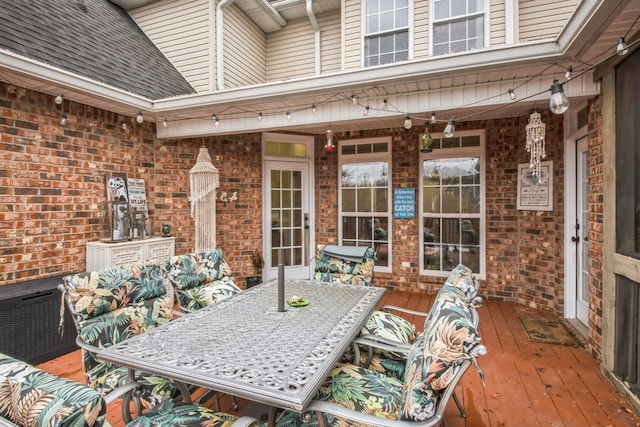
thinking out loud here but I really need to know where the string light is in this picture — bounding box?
[404,115,412,130]
[549,79,569,114]
[444,117,455,138]
[54,94,64,105]
[60,114,67,125]
[350,95,357,104]
[163,118,167,127]
[564,66,573,80]
[136,111,144,124]
[258,112,263,121]
[213,114,220,126]
[508,89,516,100]
[286,111,292,122]
[431,112,436,124]
[617,37,628,56]
[121,121,127,131]
[311,104,316,114]
[363,105,370,116]
[381,98,388,110]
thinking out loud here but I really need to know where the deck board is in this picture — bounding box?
[37,289,640,427]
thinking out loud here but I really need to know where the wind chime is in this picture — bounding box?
[525,111,546,182]
[189,146,219,252]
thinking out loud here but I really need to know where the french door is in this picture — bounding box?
[264,160,313,281]
[575,135,589,325]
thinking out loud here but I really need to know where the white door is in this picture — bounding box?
[264,160,313,281]
[574,136,589,325]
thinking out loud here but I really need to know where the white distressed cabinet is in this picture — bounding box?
[86,237,175,271]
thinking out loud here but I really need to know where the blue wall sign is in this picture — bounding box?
[394,188,415,218]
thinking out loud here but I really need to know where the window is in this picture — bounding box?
[433,0,484,56]
[340,139,391,269]
[420,131,484,276]
[364,0,409,67]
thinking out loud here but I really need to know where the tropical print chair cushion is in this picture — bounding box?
[125,400,245,427]
[313,246,375,286]
[276,363,404,426]
[0,352,106,427]
[444,263,479,302]
[62,261,183,408]
[164,249,241,312]
[400,298,481,421]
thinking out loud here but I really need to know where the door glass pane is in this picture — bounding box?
[270,169,303,267]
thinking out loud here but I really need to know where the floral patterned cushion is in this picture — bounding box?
[125,400,246,427]
[0,352,106,427]
[444,263,479,302]
[164,249,241,311]
[400,299,481,421]
[61,261,183,409]
[313,246,375,286]
[359,310,415,357]
[276,363,403,426]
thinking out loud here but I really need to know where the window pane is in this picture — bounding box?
[367,0,379,14]
[442,137,459,148]
[342,189,356,212]
[461,186,480,213]
[451,0,466,17]
[380,34,394,54]
[380,11,394,31]
[368,15,379,33]
[380,0,394,12]
[374,187,389,212]
[451,20,466,42]
[343,217,357,239]
[396,8,408,27]
[357,188,373,212]
[434,0,449,20]
[423,187,440,213]
[462,218,479,245]
[433,23,448,44]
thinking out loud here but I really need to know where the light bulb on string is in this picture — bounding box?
[213,114,220,127]
[136,112,144,124]
[162,118,167,127]
[381,98,388,110]
[431,112,436,124]
[565,66,573,80]
[286,111,292,122]
[60,114,67,125]
[363,105,370,116]
[404,115,412,130]
[444,118,455,138]
[54,94,64,105]
[617,37,628,55]
[258,112,263,121]
[508,89,516,100]
[549,79,569,114]
[350,95,357,104]
[311,104,316,114]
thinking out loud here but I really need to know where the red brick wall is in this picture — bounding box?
[587,96,604,359]
[0,82,572,323]
[0,83,157,282]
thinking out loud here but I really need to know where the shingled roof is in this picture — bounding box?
[0,0,195,100]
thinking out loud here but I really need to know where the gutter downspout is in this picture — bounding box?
[216,0,234,90]
[306,0,320,75]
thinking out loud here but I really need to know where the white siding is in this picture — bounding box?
[344,0,362,70]
[266,18,315,81]
[223,4,266,88]
[414,0,429,59]
[129,0,212,93]
[519,0,578,41]
[490,0,506,46]
[319,10,342,74]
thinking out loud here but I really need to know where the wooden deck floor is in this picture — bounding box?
[37,289,640,427]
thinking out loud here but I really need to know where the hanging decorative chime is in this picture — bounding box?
[189,146,219,252]
[525,111,546,182]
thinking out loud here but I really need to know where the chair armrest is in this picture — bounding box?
[304,400,439,427]
[0,418,19,427]
[231,416,261,426]
[380,305,430,318]
[102,381,144,405]
[353,334,413,354]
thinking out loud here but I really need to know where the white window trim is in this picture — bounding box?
[339,136,393,273]
[429,0,490,56]
[361,0,414,67]
[419,130,486,279]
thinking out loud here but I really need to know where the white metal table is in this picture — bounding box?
[98,279,384,417]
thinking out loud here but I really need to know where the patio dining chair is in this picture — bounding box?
[276,292,487,427]
[0,351,259,427]
[163,248,242,314]
[58,260,192,421]
[313,245,375,286]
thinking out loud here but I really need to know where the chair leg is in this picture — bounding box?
[452,391,466,418]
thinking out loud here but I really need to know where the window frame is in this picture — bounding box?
[338,137,393,273]
[430,0,489,56]
[362,0,413,67]
[419,129,485,279]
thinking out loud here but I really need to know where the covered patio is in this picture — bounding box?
[38,289,640,427]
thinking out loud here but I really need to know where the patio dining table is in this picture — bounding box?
[97,278,385,423]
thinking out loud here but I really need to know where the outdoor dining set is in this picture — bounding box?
[0,246,486,427]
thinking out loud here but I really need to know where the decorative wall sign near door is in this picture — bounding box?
[518,316,579,346]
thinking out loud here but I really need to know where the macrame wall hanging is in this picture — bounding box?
[189,146,219,252]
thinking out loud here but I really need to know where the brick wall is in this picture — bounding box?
[0,82,573,322]
[0,83,157,282]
